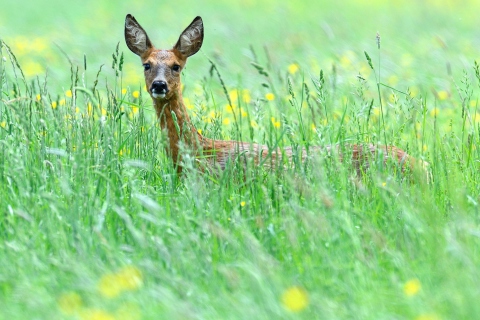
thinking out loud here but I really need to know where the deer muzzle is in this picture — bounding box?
[151,80,169,99]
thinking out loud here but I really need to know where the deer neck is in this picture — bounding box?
[153,91,207,165]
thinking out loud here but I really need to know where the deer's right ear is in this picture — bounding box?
[125,14,153,57]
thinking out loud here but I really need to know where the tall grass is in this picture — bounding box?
[1,6,480,319]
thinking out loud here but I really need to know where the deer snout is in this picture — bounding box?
[151,80,169,99]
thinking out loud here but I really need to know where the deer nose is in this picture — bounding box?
[151,80,169,94]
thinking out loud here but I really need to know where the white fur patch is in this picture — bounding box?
[152,93,166,99]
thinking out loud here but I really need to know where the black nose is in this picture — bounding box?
[151,80,168,93]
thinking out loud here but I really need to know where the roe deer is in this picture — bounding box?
[124,14,429,180]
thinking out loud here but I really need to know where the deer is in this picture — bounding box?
[124,14,429,181]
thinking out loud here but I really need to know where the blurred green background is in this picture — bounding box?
[2,1,480,319]
[2,0,480,92]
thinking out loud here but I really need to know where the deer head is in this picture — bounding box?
[124,14,204,101]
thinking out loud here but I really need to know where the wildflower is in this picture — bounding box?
[87,103,93,116]
[98,273,123,298]
[229,89,238,102]
[59,99,66,106]
[437,91,448,100]
[0,121,6,128]
[387,75,398,86]
[430,108,439,117]
[132,91,140,99]
[66,90,73,98]
[469,100,477,108]
[23,61,43,76]
[311,123,316,131]
[184,97,194,110]
[242,89,251,103]
[122,88,127,95]
[240,108,248,118]
[101,108,107,116]
[271,117,281,128]
[475,113,480,123]
[197,129,203,135]
[79,308,115,320]
[115,265,143,291]
[223,118,231,125]
[281,286,308,312]
[240,201,246,207]
[132,106,139,114]
[265,93,275,101]
[57,292,83,315]
[288,63,299,75]
[250,120,258,128]
[403,278,421,297]
[97,265,143,298]
[36,94,41,101]
[51,101,57,109]
[415,313,441,320]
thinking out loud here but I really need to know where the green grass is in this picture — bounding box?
[1,0,480,319]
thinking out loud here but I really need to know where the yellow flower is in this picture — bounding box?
[403,278,421,297]
[98,265,143,298]
[229,89,238,102]
[87,103,93,116]
[240,201,246,207]
[0,121,6,128]
[122,88,127,95]
[51,101,57,109]
[115,265,143,291]
[57,292,83,315]
[59,99,66,106]
[430,108,439,117]
[250,120,258,128]
[311,123,316,131]
[132,91,140,99]
[79,309,115,320]
[184,97,194,110]
[23,61,43,76]
[66,90,73,98]
[474,113,480,123]
[242,89,251,103]
[197,129,203,135]
[240,108,248,118]
[387,75,398,86]
[132,106,139,114]
[281,286,308,312]
[437,91,448,100]
[415,313,441,320]
[271,117,281,128]
[101,108,107,116]
[36,94,41,101]
[98,273,123,298]
[265,93,275,101]
[288,63,299,75]
[223,118,231,125]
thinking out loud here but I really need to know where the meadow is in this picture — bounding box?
[1,0,480,319]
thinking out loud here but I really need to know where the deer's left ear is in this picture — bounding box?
[174,16,204,57]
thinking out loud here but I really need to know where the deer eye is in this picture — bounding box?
[143,63,151,71]
[172,64,181,72]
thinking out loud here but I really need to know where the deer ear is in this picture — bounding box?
[174,16,204,57]
[125,14,154,56]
